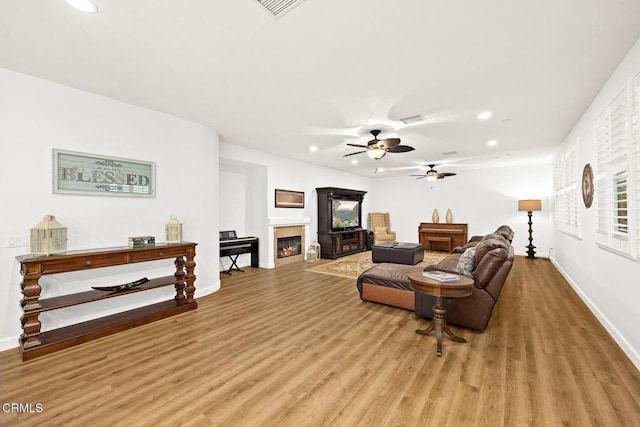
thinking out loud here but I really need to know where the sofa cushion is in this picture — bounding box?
[456,247,476,273]
[474,237,508,265]
[472,247,508,289]
[495,225,514,241]
[437,253,461,269]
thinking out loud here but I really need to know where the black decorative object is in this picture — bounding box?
[518,199,542,258]
[92,277,149,292]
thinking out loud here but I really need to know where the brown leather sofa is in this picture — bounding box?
[356,226,515,331]
[415,228,514,330]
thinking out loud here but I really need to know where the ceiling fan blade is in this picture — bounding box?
[387,145,415,153]
[414,176,426,179]
[438,172,457,177]
[409,174,426,176]
[346,143,368,148]
[342,151,366,157]
[378,138,401,149]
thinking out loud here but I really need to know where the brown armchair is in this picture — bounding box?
[368,212,397,245]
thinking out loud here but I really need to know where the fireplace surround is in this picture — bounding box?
[273,225,305,266]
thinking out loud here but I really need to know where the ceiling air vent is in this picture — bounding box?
[400,115,426,125]
[255,0,308,18]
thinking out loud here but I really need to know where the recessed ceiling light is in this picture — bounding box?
[478,111,492,120]
[351,159,358,165]
[487,139,498,146]
[67,0,98,13]
[377,168,384,173]
[309,146,318,152]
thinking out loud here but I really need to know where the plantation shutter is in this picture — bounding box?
[554,139,579,236]
[594,87,634,256]
[594,89,630,253]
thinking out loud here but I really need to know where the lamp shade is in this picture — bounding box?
[518,199,542,212]
[366,148,386,160]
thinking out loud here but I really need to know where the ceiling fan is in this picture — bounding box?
[343,129,415,160]
[411,164,457,181]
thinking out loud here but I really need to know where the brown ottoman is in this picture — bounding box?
[372,242,424,265]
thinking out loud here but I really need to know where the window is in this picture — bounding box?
[593,71,640,258]
[615,172,628,235]
[554,138,580,237]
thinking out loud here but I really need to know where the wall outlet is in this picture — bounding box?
[6,235,30,248]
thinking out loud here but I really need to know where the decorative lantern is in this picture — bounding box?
[165,215,182,243]
[30,215,68,255]
[311,240,320,261]
[306,246,317,262]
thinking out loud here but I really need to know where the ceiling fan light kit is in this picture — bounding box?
[367,148,386,160]
[411,164,457,181]
[343,129,415,160]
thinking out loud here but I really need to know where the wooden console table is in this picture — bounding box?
[16,242,197,360]
[418,223,468,252]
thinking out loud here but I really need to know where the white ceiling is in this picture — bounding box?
[2,0,640,177]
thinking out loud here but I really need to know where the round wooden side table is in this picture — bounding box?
[408,271,474,357]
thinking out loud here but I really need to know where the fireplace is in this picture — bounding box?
[277,236,302,259]
[273,225,305,267]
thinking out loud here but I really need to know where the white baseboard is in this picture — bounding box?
[549,255,640,371]
[514,250,550,258]
[0,336,18,353]
[196,279,220,297]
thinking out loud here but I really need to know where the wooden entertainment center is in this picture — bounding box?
[16,242,197,360]
[316,187,367,259]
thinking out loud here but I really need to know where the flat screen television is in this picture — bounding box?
[331,198,361,230]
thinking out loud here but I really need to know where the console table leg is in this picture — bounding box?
[174,256,186,302]
[20,313,42,349]
[185,247,197,304]
[20,271,43,350]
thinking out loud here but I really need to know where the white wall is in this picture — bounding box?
[552,37,640,369]
[368,164,554,257]
[219,161,250,270]
[0,67,220,352]
[219,143,374,267]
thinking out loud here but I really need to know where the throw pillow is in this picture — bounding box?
[456,247,476,274]
[373,226,388,234]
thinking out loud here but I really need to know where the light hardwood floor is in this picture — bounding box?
[1,256,639,426]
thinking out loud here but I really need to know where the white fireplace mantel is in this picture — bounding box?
[266,217,313,268]
[268,217,311,227]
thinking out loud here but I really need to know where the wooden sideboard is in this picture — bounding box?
[16,242,197,360]
[418,223,468,252]
[318,229,367,259]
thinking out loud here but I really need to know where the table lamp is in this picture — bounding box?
[518,199,542,258]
